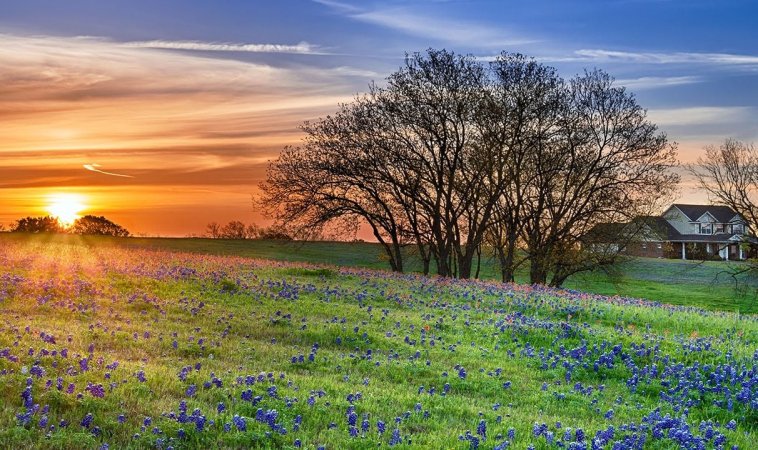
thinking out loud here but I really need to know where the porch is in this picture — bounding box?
[675,241,745,260]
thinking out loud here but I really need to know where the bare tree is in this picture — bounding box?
[262,49,490,276]
[245,223,261,239]
[205,222,221,239]
[220,220,247,239]
[521,70,678,286]
[688,139,758,231]
[260,50,679,284]
[688,139,758,286]
[261,99,409,272]
[483,53,565,282]
[376,49,489,278]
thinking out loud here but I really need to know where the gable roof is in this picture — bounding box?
[584,216,679,242]
[641,216,681,240]
[671,204,740,223]
[635,216,743,242]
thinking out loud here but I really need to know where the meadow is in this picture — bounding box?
[6,234,752,314]
[0,235,756,449]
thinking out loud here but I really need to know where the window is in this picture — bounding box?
[715,224,725,233]
[700,223,712,234]
[657,243,662,249]
[641,243,647,249]
[733,224,744,234]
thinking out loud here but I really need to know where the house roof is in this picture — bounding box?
[638,216,745,243]
[585,216,680,242]
[584,214,749,244]
[640,216,680,240]
[671,204,740,223]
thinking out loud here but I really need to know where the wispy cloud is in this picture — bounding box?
[549,49,758,66]
[83,163,134,178]
[330,66,383,78]
[314,0,535,48]
[312,0,360,14]
[123,40,324,55]
[647,106,753,127]
[0,33,364,188]
[616,76,703,90]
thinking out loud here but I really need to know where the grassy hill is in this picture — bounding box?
[2,233,755,314]
[0,236,755,448]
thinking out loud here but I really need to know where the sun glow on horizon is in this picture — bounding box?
[46,193,87,226]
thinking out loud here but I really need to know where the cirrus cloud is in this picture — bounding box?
[122,39,326,55]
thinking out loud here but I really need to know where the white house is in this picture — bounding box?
[589,204,755,260]
[660,204,752,260]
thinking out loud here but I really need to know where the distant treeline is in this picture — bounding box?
[204,221,292,240]
[7,215,130,237]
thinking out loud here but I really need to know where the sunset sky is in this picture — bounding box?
[2,0,757,236]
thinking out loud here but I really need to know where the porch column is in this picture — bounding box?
[681,242,686,260]
[725,245,729,261]
[739,245,744,260]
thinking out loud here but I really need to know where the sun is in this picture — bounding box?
[46,193,86,227]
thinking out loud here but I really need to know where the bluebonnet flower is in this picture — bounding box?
[194,415,206,432]
[81,413,94,429]
[389,428,402,446]
[347,409,357,427]
[477,419,486,439]
[233,415,246,431]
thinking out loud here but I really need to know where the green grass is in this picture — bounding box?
[2,233,754,313]
[0,235,755,449]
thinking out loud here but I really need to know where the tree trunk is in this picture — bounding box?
[433,245,451,277]
[458,254,472,279]
[392,240,404,273]
[502,229,518,283]
[450,250,458,278]
[529,252,548,285]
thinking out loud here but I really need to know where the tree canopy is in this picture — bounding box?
[262,49,679,286]
[70,215,130,237]
[12,216,63,233]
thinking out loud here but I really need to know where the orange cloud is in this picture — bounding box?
[0,33,369,234]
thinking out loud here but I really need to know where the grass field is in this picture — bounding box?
[2,233,753,314]
[0,235,756,449]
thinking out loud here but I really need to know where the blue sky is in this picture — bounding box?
[1,0,757,234]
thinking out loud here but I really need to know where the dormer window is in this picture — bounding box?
[700,223,712,234]
[715,224,725,233]
[732,223,744,234]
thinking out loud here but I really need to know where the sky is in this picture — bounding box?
[1,0,757,236]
